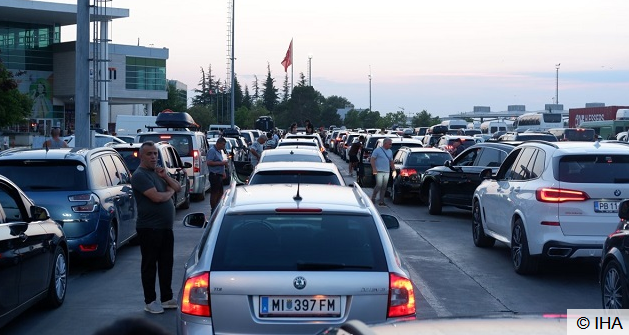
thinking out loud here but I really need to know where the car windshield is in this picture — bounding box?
[249,170,342,185]
[210,214,387,271]
[0,161,88,191]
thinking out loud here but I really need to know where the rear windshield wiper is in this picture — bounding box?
[296,262,372,270]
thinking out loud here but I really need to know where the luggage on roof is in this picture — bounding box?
[155,109,198,129]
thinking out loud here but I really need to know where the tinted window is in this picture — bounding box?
[454,148,479,166]
[261,155,324,163]
[249,171,342,185]
[516,134,557,142]
[111,155,131,184]
[508,148,536,181]
[476,148,507,167]
[138,134,193,157]
[530,150,545,179]
[557,154,629,183]
[408,152,451,167]
[0,161,88,191]
[211,214,387,271]
[102,155,121,186]
[90,158,110,188]
[0,184,23,222]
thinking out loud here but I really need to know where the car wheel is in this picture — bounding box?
[44,246,67,307]
[511,218,538,275]
[391,184,403,204]
[100,223,117,269]
[472,200,495,248]
[602,260,628,309]
[428,182,442,215]
[180,183,191,210]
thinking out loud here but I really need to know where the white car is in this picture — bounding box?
[259,147,326,163]
[472,141,629,274]
[63,134,126,147]
[248,161,346,186]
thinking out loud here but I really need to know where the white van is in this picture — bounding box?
[440,119,468,131]
[616,109,629,120]
[115,115,157,136]
[480,121,508,134]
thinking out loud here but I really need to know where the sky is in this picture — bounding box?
[47,0,629,118]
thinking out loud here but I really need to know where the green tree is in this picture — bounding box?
[281,85,320,127]
[342,109,361,129]
[280,73,289,103]
[187,105,214,131]
[261,63,278,111]
[320,95,348,127]
[411,110,441,127]
[0,59,32,127]
[297,72,307,86]
[152,81,187,114]
[242,85,252,109]
[232,75,244,111]
[379,111,408,129]
[359,110,382,129]
[191,66,213,107]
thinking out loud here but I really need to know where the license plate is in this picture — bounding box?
[259,296,341,317]
[594,201,619,213]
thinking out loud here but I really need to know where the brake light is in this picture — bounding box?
[159,135,172,140]
[181,272,211,316]
[400,168,417,177]
[69,194,99,212]
[275,208,323,213]
[388,273,415,318]
[536,188,589,203]
[193,150,200,172]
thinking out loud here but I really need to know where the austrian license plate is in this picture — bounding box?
[594,201,619,213]
[259,296,341,317]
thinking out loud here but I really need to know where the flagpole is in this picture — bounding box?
[290,38,294,92]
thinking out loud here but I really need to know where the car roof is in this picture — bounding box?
[401,147,450,153]
[226,184,370,214]
[261,148,324,156]
[521,140,629,154]
[0,147,115,162]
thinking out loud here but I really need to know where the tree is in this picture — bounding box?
[232,75,244,111]
[251,75,260,103]
[358,110,382,129]
[191,66,212,107]
[187,105,214,131]
[152,81,187,114]
[0,59,32,127]
[281,73,289,103]
[297,72,307,86]
[412,110,441,127]
[379,111,408,129]
[242,85,252,110]
[261,63,278,112]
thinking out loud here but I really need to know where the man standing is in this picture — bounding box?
[347,135,364,177]
[451,138,465,157]
[43,127,68,148]
[249,135,267,167]
[370,138,395,207]
[207,137,228,214]
[131,141,182,314]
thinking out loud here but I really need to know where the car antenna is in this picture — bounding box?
[293,173,302,201]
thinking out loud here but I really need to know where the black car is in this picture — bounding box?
[389,147,453,204]
[601,199,629,309]
[111,142,191,209]
[419,142,517,214]
[0,175,68,328]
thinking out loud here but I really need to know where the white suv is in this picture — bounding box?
[472,141,629,274]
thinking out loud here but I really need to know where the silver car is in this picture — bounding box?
[248,161,346,186]
[177,183,416,334]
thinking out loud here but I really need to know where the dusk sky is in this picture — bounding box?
[48,0,629,118]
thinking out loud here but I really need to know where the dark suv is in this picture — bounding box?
[390,147,453,204]
[111,142,191,210]
[420,142,517,214]
[0,147,136,268]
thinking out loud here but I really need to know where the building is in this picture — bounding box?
[0,0,169,136]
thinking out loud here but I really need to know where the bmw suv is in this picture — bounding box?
[176,183,415,334]
[0,147,136,269]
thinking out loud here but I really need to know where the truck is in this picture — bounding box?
[115,115,157,136]
[568,106,629,128]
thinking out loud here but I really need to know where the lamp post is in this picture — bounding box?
[308,54,313,86]
[555,63,560,104]
[368,66,372,112]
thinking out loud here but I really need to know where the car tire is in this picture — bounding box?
[428,182,442,215]
[511,218,538,275]
[602,260,628,309]
[100,223,117,269]
[472,200,495,248]
[44,246,67,308]
[391,183,403,204]
[180,184,191,210]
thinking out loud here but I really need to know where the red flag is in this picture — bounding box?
[281,39,293,72]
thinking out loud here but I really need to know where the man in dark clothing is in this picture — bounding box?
[451,138,465,157]
[347,135,364,177]
[131,141,182,314]
[305,119,314,135]
[207,137,229,214]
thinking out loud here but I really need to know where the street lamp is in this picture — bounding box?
[308,54,313,86]
[555,63,560,104]
[368,66,372,112]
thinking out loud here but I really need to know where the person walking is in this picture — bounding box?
[43,127,68,148]
[131,141,182,314]
[370,138,395,207]
[249,135,267,167]
[207,137,228,214]
[347,135,364,177]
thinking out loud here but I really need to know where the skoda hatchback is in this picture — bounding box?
[177,183,415,334]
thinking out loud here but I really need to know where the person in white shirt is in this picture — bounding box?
[249,135,267,167]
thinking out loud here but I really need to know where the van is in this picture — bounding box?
[137,112,211,201]
[480,121,508,134]
[115,115,157,136]
[616,109,629,120]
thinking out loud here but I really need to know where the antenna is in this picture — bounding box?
[293,173,302,201]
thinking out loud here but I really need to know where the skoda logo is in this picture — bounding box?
[615,190,622,197]
[293,276,306,290]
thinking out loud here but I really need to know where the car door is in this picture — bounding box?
[163,146,186,205]
[0,203,21,318]
[101,154,135,243]
[440,147,481,206]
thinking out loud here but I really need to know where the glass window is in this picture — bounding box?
[101,155,120,186]
[111,155,131,184]
[137,134,193,157]
[211,214,387,271]
[90,158,110,189]
[249,171,342,185]
[557,155,629,183]
[0,184,23,222]
[454,148,479,166]
[475,148,506,167]
[530,150,545,179]
[508,148,536,181]
[0,161,88,191]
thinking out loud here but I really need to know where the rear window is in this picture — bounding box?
[516,134,557,142]
[409,152,452,167]
[261,155,323,163]
[562,129,595,141]
[0,160,88,191]
[138,134,193,157]
[249,171,342,185]
[210,214,387,271]
[115,149,141,172]
[557,155,629,183]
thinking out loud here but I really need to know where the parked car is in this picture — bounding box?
[63,133,127,147]
[0,175,68,328]
[389,147,452,204]
[375,137,424,158]
[177,183,414,334]
[601,199,629,309]
[472,141,629,274]
[497,131,557,142]
[0,147,136,269]
[137,129,210,201]
[248,161,346,186]
[110,142,191,209]
[420,142,517,214]
[435,135,476,156]
[259,147,327,163]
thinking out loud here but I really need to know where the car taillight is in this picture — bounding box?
[69,194,99,212]
[388,273,415,318]
[193,150,200,172]
[536,187,589,203]
[400,168,417,177]
[181,272,211,316]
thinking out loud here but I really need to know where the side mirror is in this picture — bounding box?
[31,205,51,221]
[619,200,629,221]
[380,214,400,229]
[479,168,493,179]
[183,213,207,228]
[183,162,192,168]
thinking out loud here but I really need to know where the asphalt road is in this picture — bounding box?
[2,152,601,334]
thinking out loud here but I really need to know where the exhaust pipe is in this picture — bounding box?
[547,247,571,257]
